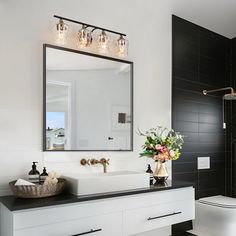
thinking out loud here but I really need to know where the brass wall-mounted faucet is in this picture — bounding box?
[80,158,110,173]
[80,158,90,166]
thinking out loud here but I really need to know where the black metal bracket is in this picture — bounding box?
[54,15,127,37]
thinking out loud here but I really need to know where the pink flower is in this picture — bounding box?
[169,149,175,158]
[155,144,162,150]
[160,146,167,154]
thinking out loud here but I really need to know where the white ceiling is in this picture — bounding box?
[171,0,236,38]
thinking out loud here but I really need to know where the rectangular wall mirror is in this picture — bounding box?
[43,44,133,151]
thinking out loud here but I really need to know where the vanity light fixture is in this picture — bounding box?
[117,34,128,57]
[53,15,128,58]
[54,18,68,46]
[97,30,109,53]
[77,25,93,48]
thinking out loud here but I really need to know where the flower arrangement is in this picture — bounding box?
[139,126,184,162]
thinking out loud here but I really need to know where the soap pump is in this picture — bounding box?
[40,167,48,182]
[146,164,154,185]
[28,162,40,183]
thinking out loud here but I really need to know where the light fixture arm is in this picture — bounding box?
[91,28,98,33]
[54,15,127,37]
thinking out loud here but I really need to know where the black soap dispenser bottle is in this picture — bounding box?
[28,162,40,183]
[146,164,154,185]
[40,167,48,182]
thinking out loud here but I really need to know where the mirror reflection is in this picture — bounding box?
[44,45,133,151]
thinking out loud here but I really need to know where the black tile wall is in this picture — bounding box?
[172,15,231,199]
[231,38,236,197]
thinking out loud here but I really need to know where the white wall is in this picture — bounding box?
[0,0,172,195]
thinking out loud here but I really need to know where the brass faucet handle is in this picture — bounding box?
[90,158,99,165]
[80,158,90,166]
[100,158,110,165]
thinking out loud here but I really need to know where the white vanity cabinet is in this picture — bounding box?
[0,187,194,236]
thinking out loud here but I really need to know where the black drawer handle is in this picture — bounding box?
[72,228,102,236]
[147,211,182,221]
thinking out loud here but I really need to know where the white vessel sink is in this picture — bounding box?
[64,171,150,195]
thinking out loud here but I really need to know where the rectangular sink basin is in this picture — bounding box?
[64,171,150,195]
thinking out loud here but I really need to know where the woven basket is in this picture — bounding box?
[9,178,66,198]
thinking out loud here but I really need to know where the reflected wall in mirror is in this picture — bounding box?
[43,44,133,151]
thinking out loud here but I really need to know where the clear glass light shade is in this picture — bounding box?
[117,35,128,57]
[54,19,69,46]
[97,30,109,53]
[77,25,92,48]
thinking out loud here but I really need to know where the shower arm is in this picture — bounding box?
[203,87,234,95]
[202,87,233,129]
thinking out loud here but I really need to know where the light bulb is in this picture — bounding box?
[117,35,128,57]
[77,25,92,48]
[55,19,68,46]
[97,30,109,53]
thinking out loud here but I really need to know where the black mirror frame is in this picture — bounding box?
[43,44,134,152]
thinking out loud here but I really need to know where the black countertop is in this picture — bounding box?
[0,180,193,211]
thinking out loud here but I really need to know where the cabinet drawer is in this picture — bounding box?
[14,212,122,236]
[122,187,194,210]
[123,199,194,235]
[13,199,122,230]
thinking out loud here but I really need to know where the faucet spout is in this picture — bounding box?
[100,158,110,173]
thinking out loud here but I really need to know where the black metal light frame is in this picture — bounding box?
[54,15,127,37]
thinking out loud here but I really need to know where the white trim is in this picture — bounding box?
[47,80,74,149]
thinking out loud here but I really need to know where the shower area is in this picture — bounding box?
[202,87,236,195]
[172,15,236,199]
[195,85,236,235]
[202,87,236,129]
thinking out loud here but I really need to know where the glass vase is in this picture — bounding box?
[153,161,168,184]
